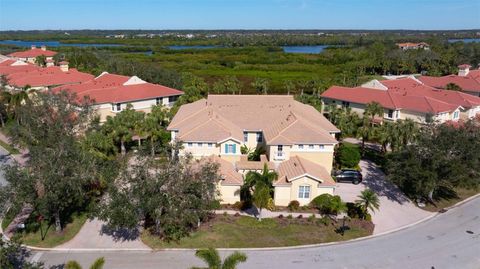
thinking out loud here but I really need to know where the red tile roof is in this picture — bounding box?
[418,75,480,93]
[53,73,183,104]
[0,60,40,76]
[8,48,57,58]
[322,78,464,115]
[7,66,94,88]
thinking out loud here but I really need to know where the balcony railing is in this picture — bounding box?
[274,151,286,160]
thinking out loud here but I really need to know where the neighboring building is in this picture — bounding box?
[418,64,480,97]
[54,72,183,122]
[396,42,430,50]
[321,77,480,124]
[7,45,57,64]
[6,62,94,90]
[168,95,340,206]
[0,58,40,77]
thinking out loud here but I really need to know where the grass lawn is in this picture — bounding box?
[0,139,20,154]
[16,212,88,248]
[423,188,479,212]
[141,215,373,249]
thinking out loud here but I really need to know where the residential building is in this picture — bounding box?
[54,72,183,122]
[5,62,94,91]
[418,64,480,97]
[7,45,57,64]
[321,77,480,124]
[0,58,40,77]
[396,42,430,50]
[168,95,340,206]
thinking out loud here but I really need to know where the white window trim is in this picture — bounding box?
[298,185,311,199]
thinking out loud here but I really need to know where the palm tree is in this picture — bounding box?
[192,248,247,269]
[251,78,269,95]
[243,163,278,220]
[356,189,380,217]
[356,118,374,153]
[364,102,384,125]
[141,105,168,156]
[399,119,418,148]
[65,257,105,269]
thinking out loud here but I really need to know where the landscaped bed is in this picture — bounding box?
[13,212,88,248]
[141,214,374,249]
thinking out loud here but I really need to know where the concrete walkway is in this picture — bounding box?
[55,218,150,250]
[335,159,433,234]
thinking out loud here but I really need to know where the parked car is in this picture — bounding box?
[335,169,363,184]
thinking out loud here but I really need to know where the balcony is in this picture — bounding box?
[274,151,286,161]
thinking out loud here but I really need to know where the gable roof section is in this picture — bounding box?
[53,72,183,104]
[275,156,335,187]
[195,155,243,186]
[418,75,480,93]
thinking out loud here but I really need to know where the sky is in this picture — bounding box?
[0,0,479,30]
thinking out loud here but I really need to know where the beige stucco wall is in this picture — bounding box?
[290,151,334,174]
[219,139,241,163]
[274,176,335,206]
[242,131,265,150]
[267,144,291,162]
[218,184,241,204]
[180,142,220,159]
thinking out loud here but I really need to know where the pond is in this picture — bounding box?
[282,45,330,54]
[448,38,480,43]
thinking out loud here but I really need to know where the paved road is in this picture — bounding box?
[35,196,480,269]
[335,160,433,234]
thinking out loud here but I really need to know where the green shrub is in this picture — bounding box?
[336,143,361,168]
[365,213,372,221]
[287,200,300,211]
[287,214,293,219]
[346,202,364,219]
[311,194,346,215]
[307,214,316,222]
[210,200,221,210]
[317,216,331,226]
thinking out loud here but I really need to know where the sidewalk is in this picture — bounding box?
[0,131,29,166]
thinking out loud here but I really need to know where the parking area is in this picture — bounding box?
[334,159,433,234]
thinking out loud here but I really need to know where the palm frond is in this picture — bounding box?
[222,251,247,269]
[195,248,222,268]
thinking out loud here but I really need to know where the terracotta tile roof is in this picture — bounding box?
[274,156,335,187]
[418,75,480,93]
[168,95,339,145]
[53,72,183,104]
[322,78,462,115]
[7,66,94,87]
[8,48,57,58]
[236,155,275,171]
[0,60,40,76]
[195,155,244,186]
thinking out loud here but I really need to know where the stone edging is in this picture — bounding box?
[2,193,479,252]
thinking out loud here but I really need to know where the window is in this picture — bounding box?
[244,132,248,142]
[319,145,325,150]
[187,142,193,147]
[208,143,213,148]
[256,132,263,143]
[198,143,203,147]
[156,98,161,105]
[309,144,314,149]
[116,103,121,111]
[169,95,178,103]
[298,144,304,150]
[277,145,283,152]
[395,110,399,118]
[388,110,394,118]
[112,103,122,111]
[225,144,236,154]
[454,111,459,119]
[342,101,350,108]
[298,186,311,199]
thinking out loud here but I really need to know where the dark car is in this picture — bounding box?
[335,169,363,184]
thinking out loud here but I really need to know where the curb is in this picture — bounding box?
[5,194,479,253]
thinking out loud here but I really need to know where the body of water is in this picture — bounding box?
[448,38,480,43]
[167,45,220,50]
[0,40,123,47]
[282,45,330,54]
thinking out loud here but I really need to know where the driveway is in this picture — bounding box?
[55,218,150,250]
[335,159,433,234]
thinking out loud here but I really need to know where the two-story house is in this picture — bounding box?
[167,95,340,206]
